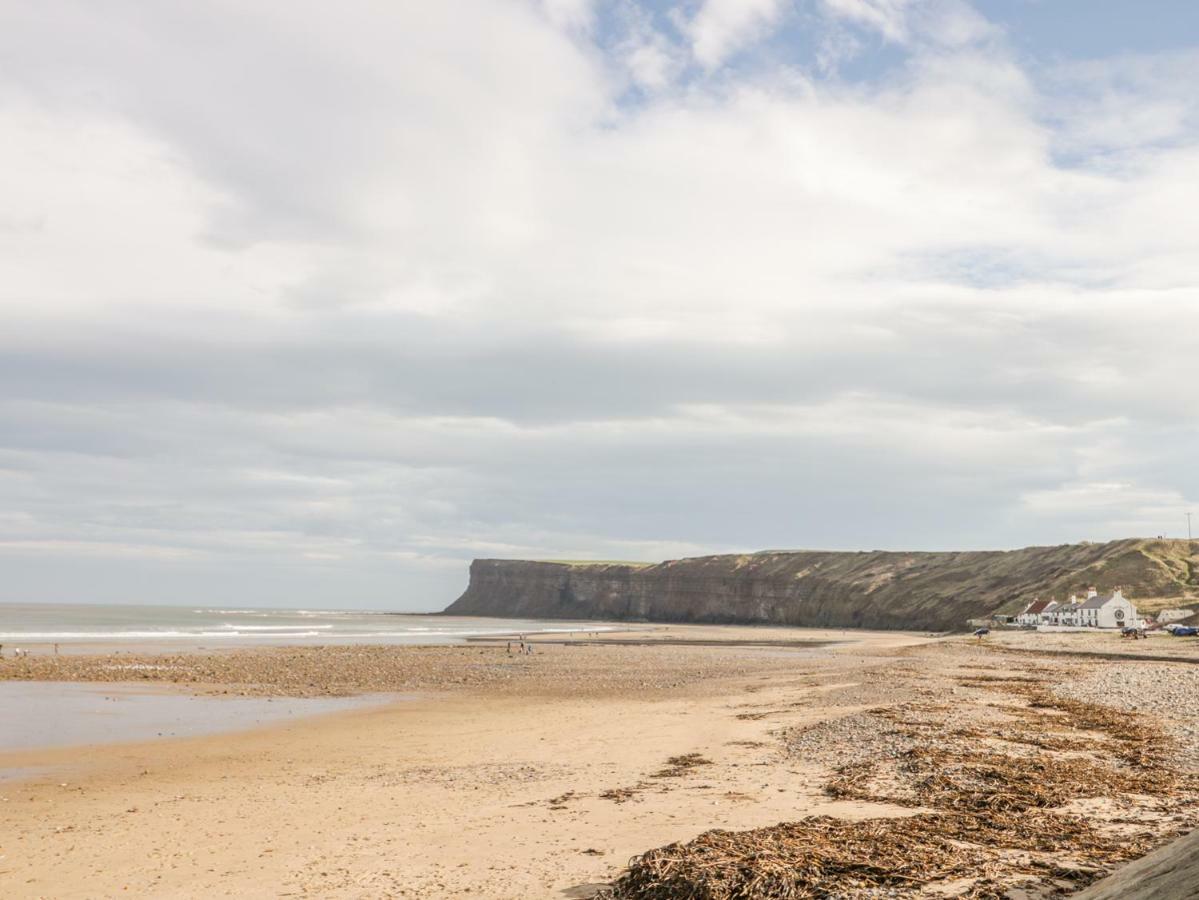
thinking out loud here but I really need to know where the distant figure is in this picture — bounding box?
[54,643,60,655]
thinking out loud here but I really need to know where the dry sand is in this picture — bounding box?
[1,626,1195,898]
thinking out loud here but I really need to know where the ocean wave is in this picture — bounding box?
[191,608,386,618]
[0,622,619,642]
[0,630,331,640]
[216,624,335,631]
[294,609,386,617]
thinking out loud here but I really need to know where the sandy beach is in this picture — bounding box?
[2,626,1197,898]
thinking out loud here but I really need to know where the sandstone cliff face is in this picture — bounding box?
[444,539,1199,631]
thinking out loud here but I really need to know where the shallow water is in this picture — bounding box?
[0,603,617,649]
[0,681,397,760]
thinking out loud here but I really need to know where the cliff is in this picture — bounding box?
[444,539,1199,631]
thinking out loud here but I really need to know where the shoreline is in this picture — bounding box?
[2,627,1196,898]
[0,622,928,664]
[0,621,644,658]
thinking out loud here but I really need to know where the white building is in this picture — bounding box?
[1017,598,1055,626]
[1158,608,1193,624]
[1047,599,1082,627]
[1078,589,1140,629]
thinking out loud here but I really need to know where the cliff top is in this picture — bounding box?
[456,539,1199,628]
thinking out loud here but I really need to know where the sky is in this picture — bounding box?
[1,0,1197,611]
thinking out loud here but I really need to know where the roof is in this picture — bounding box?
[1080,593,1117,610]
[1022,599,1052,615]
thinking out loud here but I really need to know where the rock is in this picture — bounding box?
[446,540,1199,630]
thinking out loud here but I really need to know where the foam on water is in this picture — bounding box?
[0,602,617,647]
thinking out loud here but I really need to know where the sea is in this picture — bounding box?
[0,602,613,649]
[0,603,620,764]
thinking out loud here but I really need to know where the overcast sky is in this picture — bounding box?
[2,0,1197,610]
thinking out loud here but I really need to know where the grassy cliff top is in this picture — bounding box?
[532,559,655,568]
[512,539,1199,610]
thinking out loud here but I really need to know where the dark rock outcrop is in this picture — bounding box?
[444,539,1199,631]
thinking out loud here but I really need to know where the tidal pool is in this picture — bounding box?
[0,681,396,761]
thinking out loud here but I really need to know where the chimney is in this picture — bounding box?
[1087,587,1098,599]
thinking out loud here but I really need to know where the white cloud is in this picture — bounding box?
[540,0,596,32]
[921,0,998,48]
[1046,51,1199,157]
[1,1,1198,606]
[623,30,683,90]
[687,0,787,69]
[1022,482,1197,540]
[819,0,997,49]
[820,0,913,43]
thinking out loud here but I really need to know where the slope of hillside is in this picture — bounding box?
[443,539,1199,631]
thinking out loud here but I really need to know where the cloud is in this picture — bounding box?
[540,0,596,32]
[1045,50,1199,157]
[818,0,998,51]
[0,1,1197,607]
[820,0,914,43]
[617,9,685,91]
[1021,482,1196,540]
[687,0,788,69]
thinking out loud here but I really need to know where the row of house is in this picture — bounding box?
[1016,588,1141,630]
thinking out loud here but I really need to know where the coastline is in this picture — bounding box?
[1,626,1197,898]
[0,618,648,659]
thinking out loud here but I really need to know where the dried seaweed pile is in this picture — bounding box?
[597,674,1199,899]
[594,815,997,900]
[655,754,714,778]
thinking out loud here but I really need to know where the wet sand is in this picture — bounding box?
[1,626,1195,898]
[0,682,396,756]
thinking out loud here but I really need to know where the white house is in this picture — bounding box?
[1017,598,1054,626]
[1048,599,1082,627]
[1078,589,1140,629]
[1158,608,1193,624]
